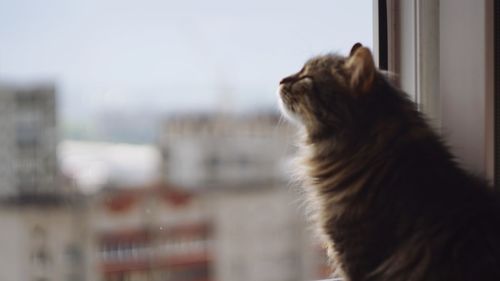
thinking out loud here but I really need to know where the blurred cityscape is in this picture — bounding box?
[0,83,331,281]
[0,1,372,280]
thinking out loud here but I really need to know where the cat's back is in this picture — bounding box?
[388,173,500,281]
[336,133,500,281]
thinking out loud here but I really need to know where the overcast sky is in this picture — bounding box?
[0,0,372,128]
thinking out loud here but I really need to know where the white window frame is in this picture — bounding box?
[381,0,495,182]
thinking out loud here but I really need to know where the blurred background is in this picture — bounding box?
[0,0,372,280]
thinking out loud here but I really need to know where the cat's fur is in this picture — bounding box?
[278,43,500,281]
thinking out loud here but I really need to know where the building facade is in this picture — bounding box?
[84,183,326,281]
[0,83,85,281]
[0,203,86,281]
[0,83,58,198]
[158,113,293,189]
[0,107,329,281]
[85,185,212,281]
[156,113,328,281]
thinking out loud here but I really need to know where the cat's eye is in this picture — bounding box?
[300,75,314,81]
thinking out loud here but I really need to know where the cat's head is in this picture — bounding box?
[278,43,378,139]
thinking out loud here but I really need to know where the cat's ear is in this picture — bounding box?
[349,42,363,57]
[346,46,376,95]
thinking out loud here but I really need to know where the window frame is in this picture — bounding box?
[379,0,495,183]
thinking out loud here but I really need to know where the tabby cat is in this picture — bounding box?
[278,43,500,281]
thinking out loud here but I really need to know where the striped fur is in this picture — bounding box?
[279,44,500,281]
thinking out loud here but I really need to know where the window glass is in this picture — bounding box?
[0,1,372,280]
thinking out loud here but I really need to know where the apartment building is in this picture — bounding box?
[0,83,58,198]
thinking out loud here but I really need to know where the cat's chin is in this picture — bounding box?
[277,86,303,126]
